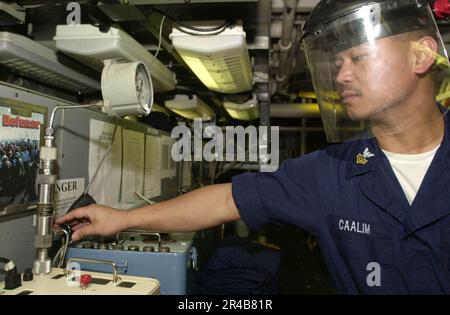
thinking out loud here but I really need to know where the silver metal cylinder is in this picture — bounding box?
[38,184,54,206]
[44,136,54,148]
[34,137,58,275]
[40,160,56,175]
[33,213,53,275]
[38,249,48,261]
[37,215,53,236]
[33,249,52,275]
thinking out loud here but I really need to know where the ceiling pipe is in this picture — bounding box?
[270,19,304,38]
[275,0,299,91]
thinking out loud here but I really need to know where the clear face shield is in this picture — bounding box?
[302,0,450,142]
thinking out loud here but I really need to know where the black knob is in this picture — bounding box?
[23,268,33,282]
[5,272,21,290]
[60,223,72,236]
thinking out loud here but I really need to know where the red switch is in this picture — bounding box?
[434,0,450,19]
[80,274,92,290]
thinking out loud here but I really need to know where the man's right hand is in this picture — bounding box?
[54,205,129,241]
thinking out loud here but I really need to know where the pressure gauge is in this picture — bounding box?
[135,63,152,110]
[101,61,153,117]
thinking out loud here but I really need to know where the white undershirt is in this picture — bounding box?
[382,145,440,205]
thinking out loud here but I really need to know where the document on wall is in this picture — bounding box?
[121,129,145,203]
[144,133,162,199]
[160,135,176,179]
[88,119,122,206]
[54,178,85,217]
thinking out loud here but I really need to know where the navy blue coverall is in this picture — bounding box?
[232,113,450,294]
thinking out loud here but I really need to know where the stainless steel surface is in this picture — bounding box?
[40,161,57,176]
[33,211,53,275]
[34,215,51,241]
[36,215,52,236]
[33,249,52,274]
[38,249,47,261]
[37,184,54,205]
[34,215,53,248]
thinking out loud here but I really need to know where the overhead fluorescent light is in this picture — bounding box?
[165,94,214,121]
[54,24,176,93]
[223,94,259,121]
[170,20,253,94]
[0,32,100,93]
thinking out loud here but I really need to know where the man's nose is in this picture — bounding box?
[335,61,354,85]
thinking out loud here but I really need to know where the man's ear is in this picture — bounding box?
[412,36,438,74]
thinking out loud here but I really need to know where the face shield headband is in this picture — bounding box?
[303,1,435,53]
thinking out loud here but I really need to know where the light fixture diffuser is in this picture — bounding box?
[0,32,100,93]
[165,94,214,121]
[170,20,253,94]
[223,94,259,121]
[54,24,176,93]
